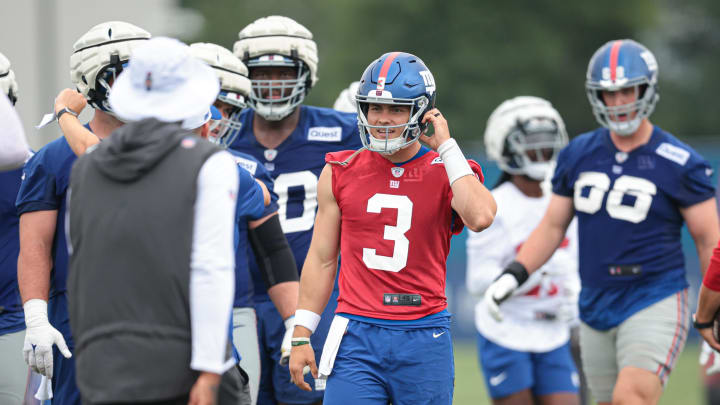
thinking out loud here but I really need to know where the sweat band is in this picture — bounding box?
[437,138,473,185]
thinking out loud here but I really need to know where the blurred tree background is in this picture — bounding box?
[180,0,720,148]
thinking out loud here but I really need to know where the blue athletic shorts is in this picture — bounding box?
[323,318,454,405]
[256,289,339,404]
[49,293,81,405]
[477,333,578,399]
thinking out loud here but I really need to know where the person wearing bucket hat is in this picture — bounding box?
[230,16,363,404]
[64,36,260,405]
[15,20,150,405]
[191,41,300,405]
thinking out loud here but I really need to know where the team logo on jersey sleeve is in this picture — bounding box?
[264,149,278,161]
[391,167,405,178]
[431,157,443,165]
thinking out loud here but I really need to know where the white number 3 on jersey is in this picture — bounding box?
[574,172,657,223]
[362,193,413,272]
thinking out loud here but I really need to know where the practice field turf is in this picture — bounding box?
[452,340,704,404]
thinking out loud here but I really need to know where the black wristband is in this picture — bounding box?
[501,261,530,286]
[693,313,714,330]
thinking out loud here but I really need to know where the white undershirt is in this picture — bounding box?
[190,150,238,374]
[0,93,30,171]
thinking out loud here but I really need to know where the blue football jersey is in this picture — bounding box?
[0,166,24,334]
[16,136,79,297]
[552,126,714,330]
[229,105,362,301]
[229,149,278,308]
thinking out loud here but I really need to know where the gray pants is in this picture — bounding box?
[232,307,260,405]
[579,290,689,402]
[219,364,251,405]
[0,329,27,405]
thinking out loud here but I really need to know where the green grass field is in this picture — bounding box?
[453,340,704,405]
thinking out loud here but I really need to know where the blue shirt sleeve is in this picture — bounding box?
[253,162,279,218]
[551,143,575,197]
[671,155,715,207]
[236,166,265,222]
[16,139,75,214]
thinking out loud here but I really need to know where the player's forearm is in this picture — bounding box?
[58,114,99,156]
[451,175,496,232]
[18,213,56,302]
[17,245,52,303]
[698,237,718,278]
[696,284,720,323]
[268,281,299,320]
[515,219,567,275]
[295,253,337,336]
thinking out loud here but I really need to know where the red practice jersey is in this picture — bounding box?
[326,148,484,320]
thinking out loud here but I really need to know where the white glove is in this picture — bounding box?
[23,299,72,378]
[483,274,518,322]
[700,341,720,376]
[279,316,295,366]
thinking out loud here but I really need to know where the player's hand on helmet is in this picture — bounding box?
[54,88,87,117]
[289,337,316,391]
[279,316,295,366]
[700,341,720,376]
[421,108,450,150]
[22,299,72,378]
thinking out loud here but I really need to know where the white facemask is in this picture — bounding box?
[524,161,552,181]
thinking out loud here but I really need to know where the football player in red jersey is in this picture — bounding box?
[288,52,496,405]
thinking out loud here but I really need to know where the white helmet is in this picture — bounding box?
[70,21,151,113]
[189,42,250,147]
[233,15,318,121]
[484,96,568,181]
[333,81,360,113]
[0,52,18,105]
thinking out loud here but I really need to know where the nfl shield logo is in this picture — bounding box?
[264,149,278,161]
[391,167,404,178]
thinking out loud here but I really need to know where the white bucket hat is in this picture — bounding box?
[109,37,219,123]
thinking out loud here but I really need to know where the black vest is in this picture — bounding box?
[67,119,221,402]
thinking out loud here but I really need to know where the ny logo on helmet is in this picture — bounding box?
[640,51,658,72]
[419,71,435,95]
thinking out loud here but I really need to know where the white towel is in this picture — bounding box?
[318,315,349,379]
[35,375,52,400]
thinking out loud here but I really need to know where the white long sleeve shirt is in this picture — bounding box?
[466,181,580,352]
[0,92,30,171]
[189,151,238,374]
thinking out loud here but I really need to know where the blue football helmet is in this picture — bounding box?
[355,52,436,154]
[586,39,659,136]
